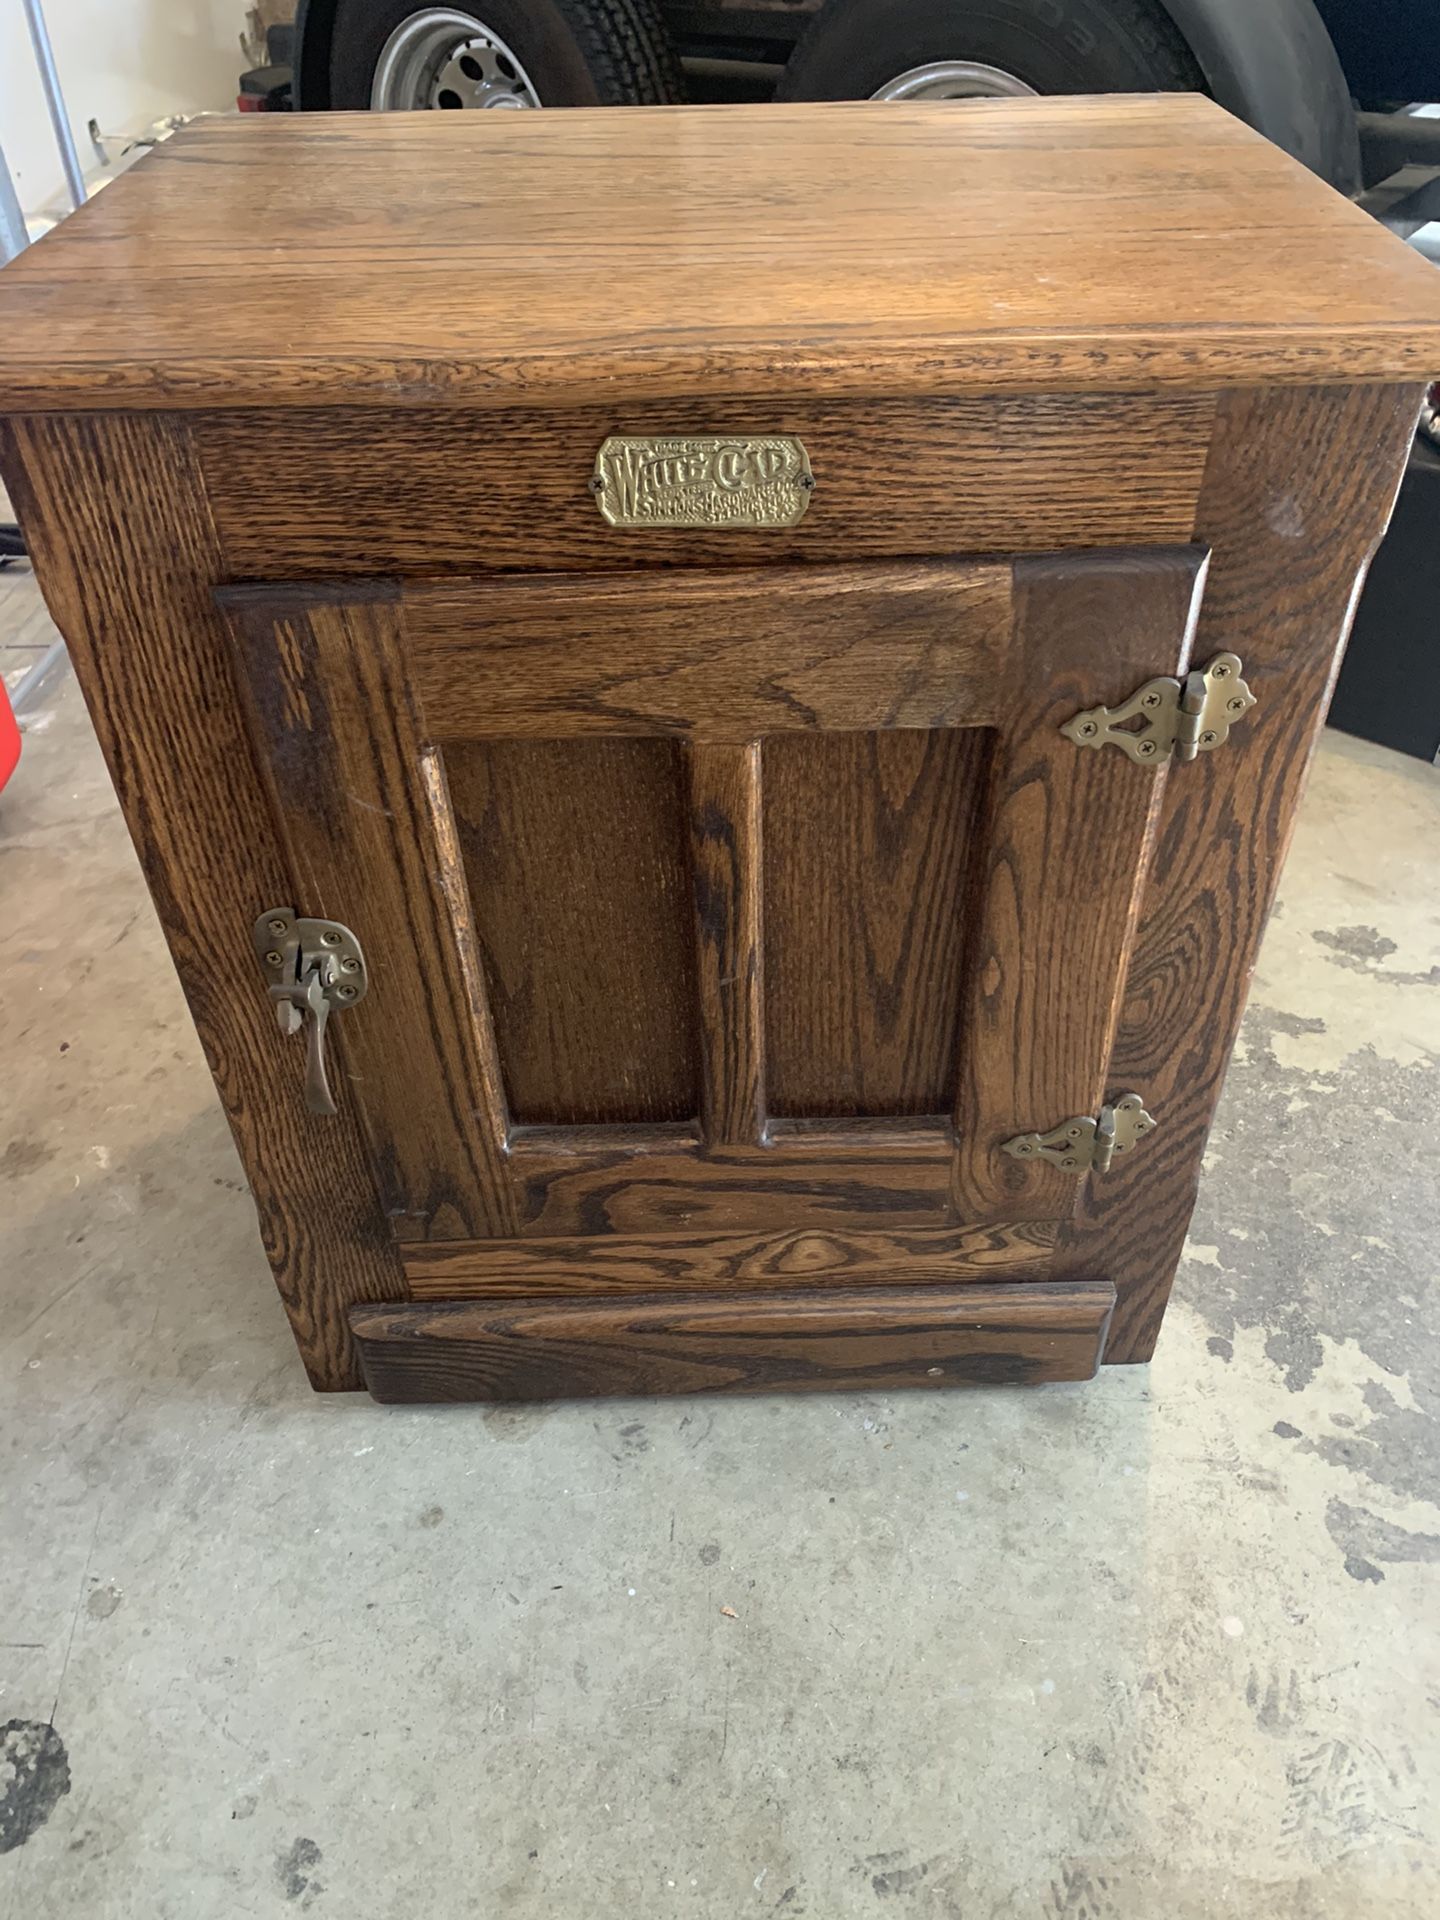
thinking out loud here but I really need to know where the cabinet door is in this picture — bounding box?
[222,548,1204,1306]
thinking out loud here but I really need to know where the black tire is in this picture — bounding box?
[329,0,682,109]
[778,0,1203,102]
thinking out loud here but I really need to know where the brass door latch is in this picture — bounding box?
[1003,1094,1156,1176]
[1062,654,1256,766]
[252,908,368,1115]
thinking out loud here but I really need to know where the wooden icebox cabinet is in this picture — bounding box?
[3,99,1439,1403]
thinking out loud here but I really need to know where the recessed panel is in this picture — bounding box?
[763,728,993,1118]
[444,738,698,1126]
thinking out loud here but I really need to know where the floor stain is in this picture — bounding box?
[1312,923,1440,987]
[276,1835,324,1905]
[1245,1667,1305,1735]
[0,1719,71,1852]
[612,1421,651,1459]
[1048,1860,1113,1919]
[1281,1738,1392,1861]
[1325,1497,1440,1585]
[0,1136,55,1180]
[1185,1002,1440,1443]
[861,1851,934,1897]
[480,1403,552,1443]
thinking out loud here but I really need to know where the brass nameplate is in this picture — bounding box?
[591,435,814,529]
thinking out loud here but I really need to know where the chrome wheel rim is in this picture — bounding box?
[371,8,541,110]
[870,60,1037,102]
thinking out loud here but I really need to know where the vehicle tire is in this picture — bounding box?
[329,0,682,110]
[778,0,1204,104]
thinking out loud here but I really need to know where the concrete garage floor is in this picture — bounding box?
[1,561,1438,1919]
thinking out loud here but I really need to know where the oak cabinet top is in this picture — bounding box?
[3,95,1439,413]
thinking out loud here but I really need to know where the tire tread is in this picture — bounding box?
[328,0,682,110]
[559,0,683,105]
[778,0,1205,103]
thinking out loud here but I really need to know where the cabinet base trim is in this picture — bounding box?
[349,1280,1116,1403]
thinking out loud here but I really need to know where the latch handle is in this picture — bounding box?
[253,908,368,1117]
[269,968,337,1115]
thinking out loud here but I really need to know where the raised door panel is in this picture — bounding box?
[220,548,1204,1268]
[443,736,699,1126]
[763,727,993,1119]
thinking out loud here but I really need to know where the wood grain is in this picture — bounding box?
[404,1221,1057,1297]
[443,736,699,1125]
[952,548,1208,1221]
[509,1125,955,1235]
[4,99,1440,411]
[197,391,1214,576]
[688,743,765,1146]
[0,416,406,1389]
[762,728,992,1117]
[350,1280,1117,1402]
[1058,384,1427,1362]
[407,562,1010,740]
[220,588,517,1242]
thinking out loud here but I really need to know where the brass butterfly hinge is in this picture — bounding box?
[1003,1094,1156,1176]
[1062,654,1256,767]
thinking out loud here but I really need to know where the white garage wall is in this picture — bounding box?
[1,1,249,217]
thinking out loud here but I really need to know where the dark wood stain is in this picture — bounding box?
[763,728,993,1118]
[197,391,1214,577]
[688,742,765,1145]
[443,737,699,1127]
[0,415,406,1389]
[405,561,1010,737]
[350,1280,1118,1402]
[1054,383,1427,1360]
[4,98,1439,410]
[508,1126,957,1237]
[951,547,1208,1222]
[219,588,517,1241]
[404,1221,1059,1297]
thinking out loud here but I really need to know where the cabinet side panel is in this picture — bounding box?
[0,414,406,1390]
[1062,383,1426,1362]
[762,728,993,1118]
[442,737,700,1126]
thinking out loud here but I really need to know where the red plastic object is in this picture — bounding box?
[0,675,20,793]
